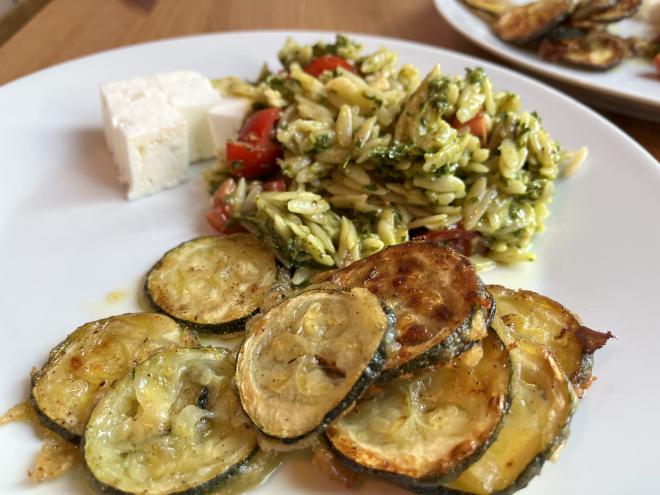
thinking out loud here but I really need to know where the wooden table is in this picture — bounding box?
[0,0,657,161]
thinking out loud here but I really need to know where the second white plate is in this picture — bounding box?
[435,0,660,121]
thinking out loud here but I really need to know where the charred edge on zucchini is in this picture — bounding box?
[30,313,198,444]
[493,0,575,44]
[438,327,578,495]
[383,304,489,380]
[83,347,258,495]
[144,234,278,333]
[235,288,397,445]
[486,284,613,394]
[314,241,492,374]
[325,328,512,490]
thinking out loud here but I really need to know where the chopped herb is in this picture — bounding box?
[466,67,486,85]
[363,91,384,108]
[371,142,424,166]
[363,184,378,192]
[313,134,331,152]
[230,160,243,170]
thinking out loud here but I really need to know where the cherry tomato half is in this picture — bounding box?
[304,55,356,77]
[226,141,282,179]
[239,108,281,147]
[451,111,488,145]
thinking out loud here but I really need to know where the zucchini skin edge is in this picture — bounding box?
[236,301,398,446]
[81,442,260,495]
[29,374,82,445]
[29,333,84,445]
[382,296,495,381]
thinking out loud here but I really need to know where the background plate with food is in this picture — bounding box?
[435,0,660,121]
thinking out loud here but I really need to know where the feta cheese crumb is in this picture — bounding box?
[207,97,252,155]
[101,71,221,200]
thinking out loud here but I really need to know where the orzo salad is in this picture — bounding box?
[206,35,586,276]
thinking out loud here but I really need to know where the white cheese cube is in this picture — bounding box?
[156,75,221,163]
[207,97,252,155]
[113,94,189,200]
[101,77,153,157]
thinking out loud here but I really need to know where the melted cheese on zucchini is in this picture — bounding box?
[487,284,592,391]
[444,320,577,494]
[236,287,395,442]
[145,234,277,328]
[31,313,198,441]
[84,347,257,495]
[326,329,511,484]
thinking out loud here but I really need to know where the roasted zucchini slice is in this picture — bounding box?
[315,242,492,374]
[493,0,575,44]
[84,347,257,495]
[487,284,613,395]
[570,0,618,21]
[538,32,630,70]
[325,328,512,489]
[145,234,278,333]
[236,287,396,444]
[584,0,641,23]
[440,318,578,495]
[30,313,198,444]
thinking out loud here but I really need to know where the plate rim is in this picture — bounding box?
[433,0,660,115]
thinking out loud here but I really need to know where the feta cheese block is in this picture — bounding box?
[101,70,221,200]
[101,77,154,158]
[207,97,252,154]
[113,94,188,200]
[156,74,221,162]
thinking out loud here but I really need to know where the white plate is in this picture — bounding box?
[435,0,660,121]
[0,31,658,495]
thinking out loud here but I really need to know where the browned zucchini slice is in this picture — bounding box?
[493,0,575,44]
[538,32,629,70]
[487,284,613,395]
[441,319,578,495]
[571,0,618,21]
[84,347,258,495]
[585,0,642,23]
[325,328,513,489]
[145,234,277,333]
[315,242,492,374]
[236,287,396,445]
[30,313,198,444]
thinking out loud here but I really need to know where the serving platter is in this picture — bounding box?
[0,31,658,494]
[434,0,660,121]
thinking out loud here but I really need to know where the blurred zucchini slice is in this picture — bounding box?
[84,347,257,495]
[315,241,492,375]
[487,284,613,395]
[441,317,578,495]
[236,287,396,445]
[585,0,641,23]
[325,328,513,489]
[538,32,629,70]
[493,0,575,44]
[145,234,277,333]
[30,313,198,444]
